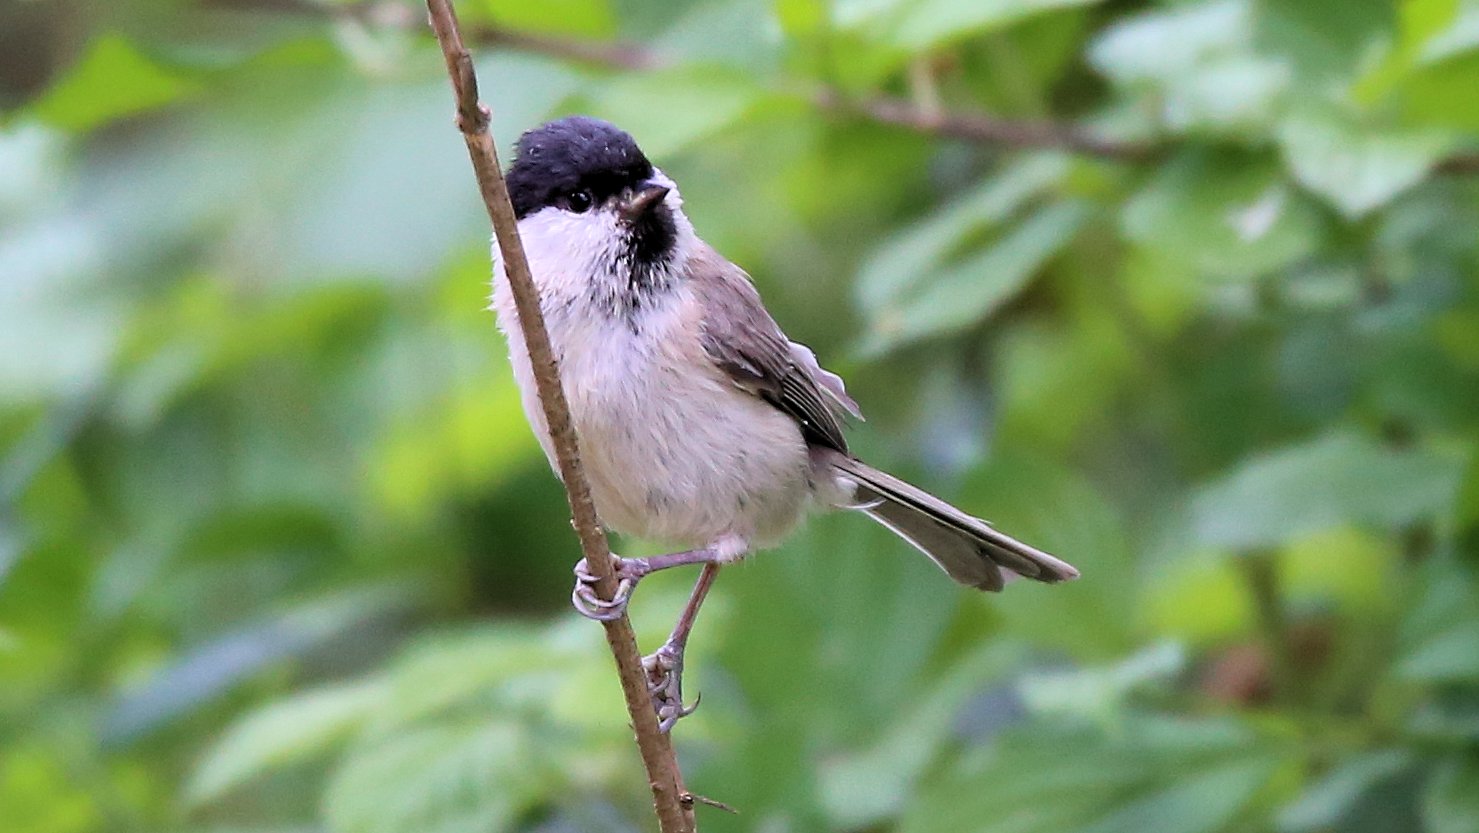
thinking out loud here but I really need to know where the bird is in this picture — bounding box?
[492,115,1079,731]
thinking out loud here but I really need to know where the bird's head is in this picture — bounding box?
[506,116,688,293]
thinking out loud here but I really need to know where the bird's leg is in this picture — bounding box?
[645,562,721,732]
[570,546,719,622]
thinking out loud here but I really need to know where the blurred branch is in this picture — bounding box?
[453,24,1479,172]
[421,3,695,832]
[1436,153,1479,175]
[277,0,1479,170]
[458,23,1156,160]
[810,88,1156,159]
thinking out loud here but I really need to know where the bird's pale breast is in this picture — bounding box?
[502,281,812,549]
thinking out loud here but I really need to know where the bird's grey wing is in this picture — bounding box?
[688,246,859,453]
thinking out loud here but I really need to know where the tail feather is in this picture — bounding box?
[825,453,1080,592]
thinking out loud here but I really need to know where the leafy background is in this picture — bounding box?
[3,0,1479,831]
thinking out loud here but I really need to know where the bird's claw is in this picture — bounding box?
[570,556,645,622]
[645,643,699,733]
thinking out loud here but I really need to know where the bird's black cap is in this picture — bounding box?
[506,116,655,219]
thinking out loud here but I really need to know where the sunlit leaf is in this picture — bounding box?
[29,35,199,132]
[886,0,1104,52]
[1278,111,1451,218]
[468,0,616,37]
[587,68,764,159]
[1090,0,1289,132]
[0,746,101,833]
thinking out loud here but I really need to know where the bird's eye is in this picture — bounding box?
[563,189,594,213]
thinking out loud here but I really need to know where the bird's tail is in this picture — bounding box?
[823,452,1080,592]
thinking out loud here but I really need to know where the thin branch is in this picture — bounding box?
[267,0,1479,171]
[421,3,695,832]
[810,88,1157,160]
[453,22,1479,173]
[457,22,1152,159]
[1436,153,1479,175]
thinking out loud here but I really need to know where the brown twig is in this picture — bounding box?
[455,23,1152,159]
[810,88,1157,160]
[1436,153,1479,175]
[275,0,1479,171]
[452,22,1479,173]
[422,2,695,832]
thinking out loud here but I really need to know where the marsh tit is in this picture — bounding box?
[493,116,1079,730]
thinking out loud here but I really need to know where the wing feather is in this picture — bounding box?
[688,246,858,452]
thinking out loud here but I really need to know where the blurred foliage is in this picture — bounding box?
[3,0,1479,831]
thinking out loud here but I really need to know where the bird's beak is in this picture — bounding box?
[618,183,670,222]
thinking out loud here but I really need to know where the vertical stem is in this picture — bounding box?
[421,2,694,830]
[1239,550,1296,703]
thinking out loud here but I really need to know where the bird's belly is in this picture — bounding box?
[577,372,810,547]
[561,329,811,548]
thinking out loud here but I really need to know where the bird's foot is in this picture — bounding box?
[570,555,650,622]
[644,641,699,733]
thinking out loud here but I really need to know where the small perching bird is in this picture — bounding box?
[493,116,1079,730]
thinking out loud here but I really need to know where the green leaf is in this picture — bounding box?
[1017,643,1186,724]
[1073,758,1278,833]
[1122,151,1322,280]
[886,0,1104,52]
[1191,433,1463,552]
[587,68,763,159]
[0,746,101,833]
[655,0,783,73]
[1278,750,1414,831]
[1409,690,1479,742]
[962,456,1138,658]
[1424,752,1479,833]
[1090,0,1288,132]
[1399,621,1479,681]
[1415,1,1479,63]
[1403,0,1464,51]
[900,716,1280,833]
[468,0,615,37]
[818,642,1027,828]
[856,154,1069,314]
[102,585,417,742]
[324,721,541,833]
[1278,111,1451,218]
[1090,0,1251,83]
[1253,0,1395,82]
[29,35,198,132]
[187,681,386,805]
[863,200,1086,353]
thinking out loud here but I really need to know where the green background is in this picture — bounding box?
[3,0,1479,831]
